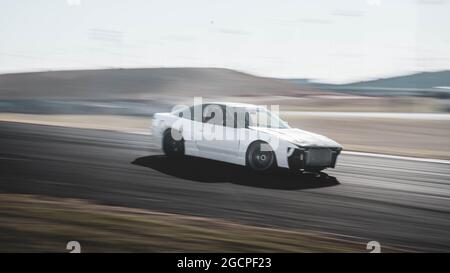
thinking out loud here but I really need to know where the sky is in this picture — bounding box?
[0,0,449,83]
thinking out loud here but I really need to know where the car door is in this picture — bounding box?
[196,104,239,162]
[172,105,202,156]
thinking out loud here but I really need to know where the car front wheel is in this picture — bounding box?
[246,141,276,172]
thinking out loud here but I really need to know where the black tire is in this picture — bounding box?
[246,141,277,172]
[162,129,184,157]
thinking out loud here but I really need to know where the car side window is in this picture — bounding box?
[224,107,235,128]
[234,109,247,128]
[202,104,224,126]
[176,107,190,119]
[224,107,245,128]
[186,105,202,122]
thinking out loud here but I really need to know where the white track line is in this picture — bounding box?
[342,151,450,165]
[281,111,450,120]
[125,130,152,135]
[4,120,448,165]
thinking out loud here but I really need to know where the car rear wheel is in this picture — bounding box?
[162,129,184,157]
[246,141,276,172]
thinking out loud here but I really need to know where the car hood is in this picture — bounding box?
[249,127,342,148]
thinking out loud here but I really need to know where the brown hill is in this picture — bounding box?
[0,67,327,100]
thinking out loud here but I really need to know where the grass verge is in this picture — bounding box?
[0,194,404,253]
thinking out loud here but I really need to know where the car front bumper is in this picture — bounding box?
[287,147,341,171]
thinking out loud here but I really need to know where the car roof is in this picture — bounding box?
[208,101,261,109]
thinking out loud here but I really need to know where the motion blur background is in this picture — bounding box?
[1,0,450,158]
[1,0,450,252]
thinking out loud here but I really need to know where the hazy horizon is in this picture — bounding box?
[1,66,450,86]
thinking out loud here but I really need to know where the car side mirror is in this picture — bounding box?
[203,112,215,123]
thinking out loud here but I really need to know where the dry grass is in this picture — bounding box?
[0,113,151,134]
[0,194,405,253]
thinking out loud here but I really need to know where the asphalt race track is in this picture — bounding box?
[1,121,449,252]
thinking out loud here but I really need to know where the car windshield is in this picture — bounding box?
[247,108,289,129]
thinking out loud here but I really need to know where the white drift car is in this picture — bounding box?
[153,102,342,173]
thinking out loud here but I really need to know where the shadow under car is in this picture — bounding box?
[132,155,340,190]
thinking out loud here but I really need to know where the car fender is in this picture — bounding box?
[237,129,291,168]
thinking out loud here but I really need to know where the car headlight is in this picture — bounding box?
[287,147,295,157]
